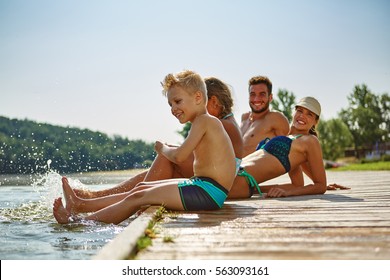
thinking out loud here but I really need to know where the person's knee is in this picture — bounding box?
[134,181,148,188]
[125,189,146,201]
[133,182,154,193]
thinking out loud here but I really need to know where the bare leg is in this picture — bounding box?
[144,153,194,181]
[74,153,194,199]
[58,179,185,224]
[74,171,148,198]
[87,179,184,224]
[62,177,131,213]
[227,175,251,199]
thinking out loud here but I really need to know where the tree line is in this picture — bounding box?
[0,117,155,174]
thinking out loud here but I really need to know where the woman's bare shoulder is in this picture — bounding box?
[299,134,321,148]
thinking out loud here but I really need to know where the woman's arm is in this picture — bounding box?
[262,137,327,197]
[259,166,303,193]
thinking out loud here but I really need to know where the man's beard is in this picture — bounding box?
[250,100,270,114]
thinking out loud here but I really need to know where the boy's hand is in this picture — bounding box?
[154,141,164,153]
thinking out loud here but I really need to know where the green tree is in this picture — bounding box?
[317,118,353,161]
[380,93,390,135]
[271,89,296,122]
[339,84,389,158]
[0,116,155,174]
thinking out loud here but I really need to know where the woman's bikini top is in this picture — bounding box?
[256,135,302,173]
[221,113,233,119]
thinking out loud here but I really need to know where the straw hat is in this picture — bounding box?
[295,96,321,116]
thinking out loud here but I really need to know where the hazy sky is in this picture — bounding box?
[1,0,389,144]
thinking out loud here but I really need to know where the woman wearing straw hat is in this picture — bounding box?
[229,96,328,198]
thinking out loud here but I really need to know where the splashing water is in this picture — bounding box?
[31,170,62,208]
[0,170,130,259]
[0,170,89,223]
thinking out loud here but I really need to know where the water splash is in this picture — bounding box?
[32,170,90,207]
[31,170,63,208]
[0,170,88,223]
[0,201,53,222]
[47,159,52,170]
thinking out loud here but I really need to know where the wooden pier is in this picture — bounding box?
[94,171,390,260]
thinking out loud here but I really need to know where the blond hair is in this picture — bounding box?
[161,70,207,99]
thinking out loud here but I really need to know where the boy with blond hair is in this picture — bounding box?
[53,70,236,224]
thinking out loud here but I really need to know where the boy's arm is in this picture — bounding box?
[155,116,207,164]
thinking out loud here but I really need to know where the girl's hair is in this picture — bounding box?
[205,77,234,118]
[309,125,318,137]
[309,115,320,137]
[161,70,207,100]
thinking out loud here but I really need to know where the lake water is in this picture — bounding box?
[0,171,136,260]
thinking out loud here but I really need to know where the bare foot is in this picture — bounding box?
[62,177,81,213]
[53,197,72,224]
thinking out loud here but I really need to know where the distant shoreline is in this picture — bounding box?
[0,168,148,186]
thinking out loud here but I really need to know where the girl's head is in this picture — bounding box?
[205,77,234,119]
[294,96,321,136]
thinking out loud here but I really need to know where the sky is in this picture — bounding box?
[1,0,389,144]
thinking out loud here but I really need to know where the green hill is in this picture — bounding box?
[0,116,155,174]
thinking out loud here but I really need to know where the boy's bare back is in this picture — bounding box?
[190,114,236,190]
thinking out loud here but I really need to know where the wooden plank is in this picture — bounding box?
[135,171,390,260]
[93,206,159,260]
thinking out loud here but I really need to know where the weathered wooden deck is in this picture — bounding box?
[95,170,390,260]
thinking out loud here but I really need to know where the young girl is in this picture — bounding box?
[53,70,236,224]
[228,96,328,198]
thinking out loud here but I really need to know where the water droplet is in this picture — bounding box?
[47,159,52,169]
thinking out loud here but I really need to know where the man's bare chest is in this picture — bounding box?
[242,120,271,139]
